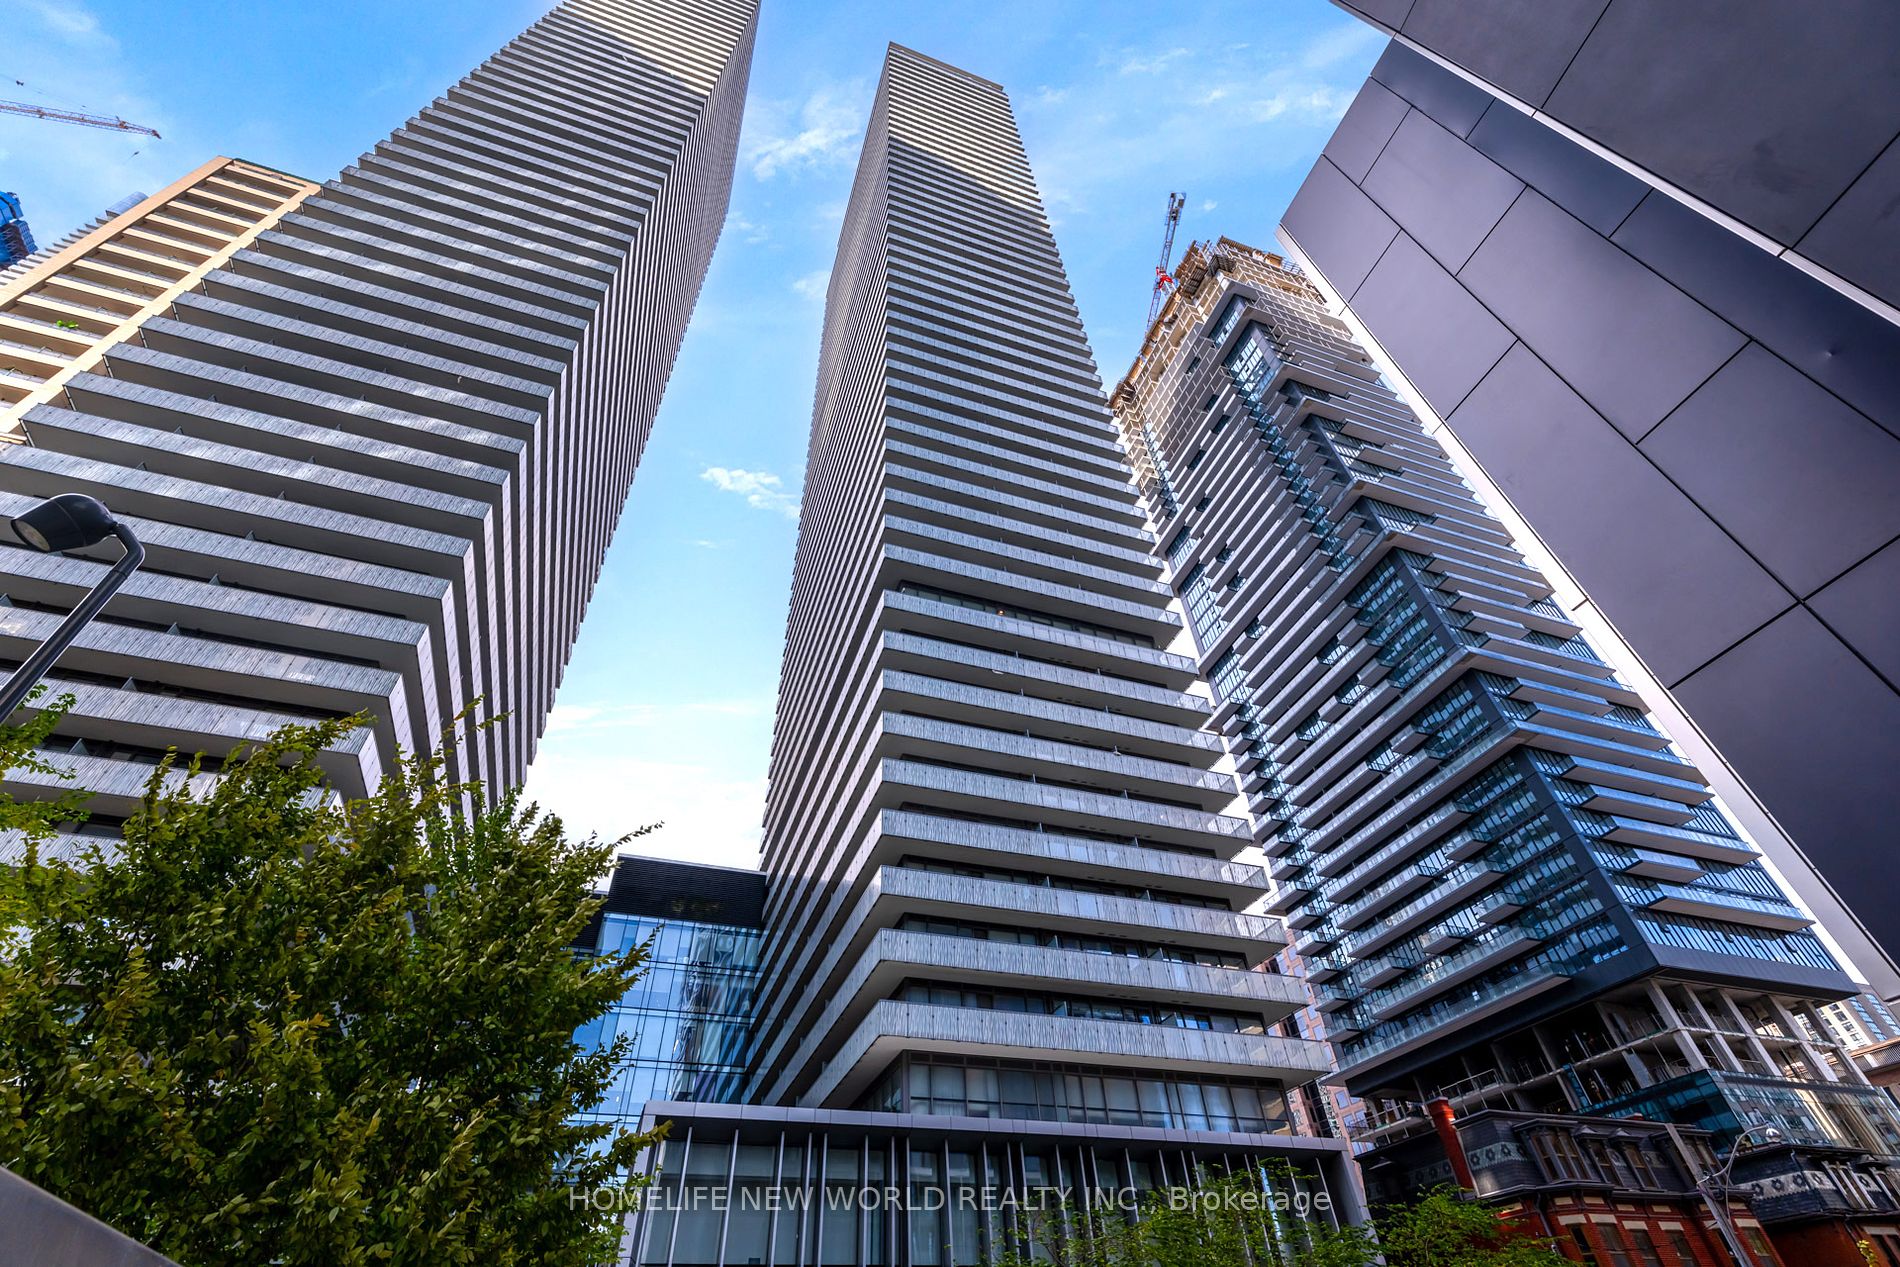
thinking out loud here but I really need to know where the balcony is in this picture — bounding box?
[1366,926,1548,1022]
[1640,884,1812,932]
[1334,971,1572,1083]
[767,927,1309,1105]
[803,1000,1334,1107]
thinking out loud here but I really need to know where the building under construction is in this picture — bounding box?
[1110,239,1900,1227]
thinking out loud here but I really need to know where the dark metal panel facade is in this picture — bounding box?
[1284,37,1900,990]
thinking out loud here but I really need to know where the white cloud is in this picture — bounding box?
[1244,85,1354,125]
[742,81,867,180]
[521,752,765,870]
[0,4,174,242]
[19,0,112,45]
[725,209,769,244]
[1019,21,1382,227]
[700,466,801,519]
[1201,199,1218,212]
[1116,47,1190,76]
[790,268,829,301]
[523,696,774,870]
[1300,20,1386,70]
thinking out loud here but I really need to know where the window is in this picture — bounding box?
[1625,1228,1664,1267]
[1738,1226,1777,1266]
[1529,1129,1590,1182]
[1623,1144,1663,1190]
[1598,1226,1634,1267]
[1207,295,1246,344]
[1569,1227,1600,1266]
[1180,564,1228,646]
[1210,651,1248,703]
[1664,1229,1697,1263]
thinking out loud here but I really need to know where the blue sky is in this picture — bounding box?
[1,0,1385,868]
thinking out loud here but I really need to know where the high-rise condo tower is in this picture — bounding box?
[0,0,758,845]
[617,45,1360,1267]
[1111,238,1900,1180]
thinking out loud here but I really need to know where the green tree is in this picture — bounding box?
[0,711,659,1267]
[1372,1187,1571,1267]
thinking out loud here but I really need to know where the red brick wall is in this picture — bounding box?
[1506,1193,1765,1266]
[1767,1220,1885,1267]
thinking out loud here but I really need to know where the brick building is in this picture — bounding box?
[1358,1108,1780,1265]
[1732,1140,1900,1266]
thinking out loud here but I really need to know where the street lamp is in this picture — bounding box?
[1696,1124,1786,1267]
[0,494,145,719]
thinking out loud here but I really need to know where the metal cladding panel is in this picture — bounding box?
[1321,79,1409,185]
[1347,230,1511,416]
[1456,189,1747,441]
[1540,0,1900,246]
[603,856,768,927]
[1465,102,1644,237]
[1638,346,1900,597]
[1332,0,1900,308]
[1610,191,1900,439]
[1443,345,1793,686]
[0,0,759,806]
[1671,609,1900,939]
[751,46,1316,1116]
[1391,0,1610,107]
[1798,140,1900,312]
[1361,108,1523,273]
[1810,542,1900,689]
[1285,40,1900,986]
[1280,160,1398,301]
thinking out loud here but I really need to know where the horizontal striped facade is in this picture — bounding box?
[0,0,757,847]
[749,47,1333,1137]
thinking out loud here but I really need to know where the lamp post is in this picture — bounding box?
[1683,1123,1784,1267]
[0,494,145,719]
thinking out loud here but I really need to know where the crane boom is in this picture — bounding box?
[1145,191,1185,328]
[0,99,160,139]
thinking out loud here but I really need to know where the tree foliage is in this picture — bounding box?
[0,711,658,1266]
[995,1172,1568,1267]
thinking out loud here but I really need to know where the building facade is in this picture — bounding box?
[0,0,757,852]
[1360,1108,1781,1267]
[1108,238,1900,1184]
[0,191,36,268]
[574,857,766,1133]
[619,45,1361,1267]
[1281,10,1900,998]
[1732,1138,1900,1267]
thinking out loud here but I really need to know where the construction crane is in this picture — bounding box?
[1145,191,1186,328]
[0,96,160,139]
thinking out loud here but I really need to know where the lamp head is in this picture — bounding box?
[10,494,120,554]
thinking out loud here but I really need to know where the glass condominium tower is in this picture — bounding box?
[0,0,757,833]
[1110,238,1900,1164]
[620,45,1359,1267]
